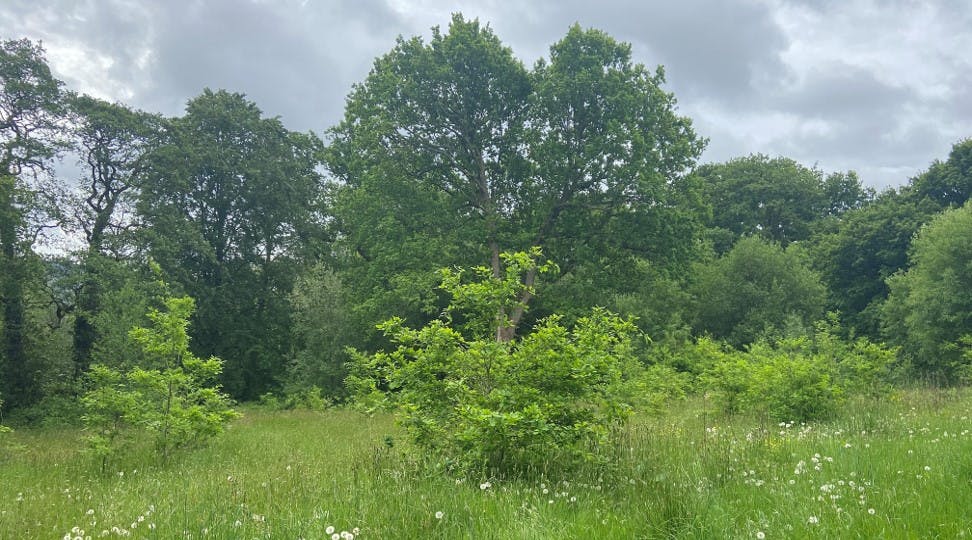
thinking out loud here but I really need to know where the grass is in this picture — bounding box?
[3,389,972,539]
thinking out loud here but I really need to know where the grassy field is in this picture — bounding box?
[2,389,972,539]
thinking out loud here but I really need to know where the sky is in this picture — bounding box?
[2,0,970,189]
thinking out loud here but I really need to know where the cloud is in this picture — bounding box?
[1,0,970,189]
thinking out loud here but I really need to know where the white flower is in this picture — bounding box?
[435,511,444,520]
[326,525,335,534]
[756,532,766,539]
[331,534,339,540]
[807,516,819,525]
[868,508,876,515]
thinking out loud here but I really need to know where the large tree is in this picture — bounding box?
[883,201,972,379]
[693,154,869,253]
[0,39,65,408]
[812,138,971,338]
[327,16,704,342]
[689,236,827,347]
[138,89,324,399]
[67,94,160,377]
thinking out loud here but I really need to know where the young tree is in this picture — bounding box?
[348,250,640,476]
[0,39,65,408]
[82,292,239,469]
[327,16,704,343]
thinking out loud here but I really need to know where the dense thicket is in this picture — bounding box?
[1,22,971,421]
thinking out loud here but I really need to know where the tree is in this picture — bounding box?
[692,155,857,252]
[82,292,238,469]
[690,236,826,347]
[347,251,639,476]
[327,16,704,343]
[67,94,160,377]
[911,138,972,208]
[138,89,324,399]
[882,202,972,378]
[0,39,65,409]
[811,190,935,338]
[287,264,352,397]
[811,139,971,339]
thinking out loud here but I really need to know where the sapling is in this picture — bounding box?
[82,293,238,470]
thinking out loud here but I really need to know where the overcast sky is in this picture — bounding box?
[3,0,970,189]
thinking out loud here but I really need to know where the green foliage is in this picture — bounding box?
[811,190,936,339]
[348,251,640,476]
[1,38,66,410]
[138,89,324,400]
[690,236,827,347]
[747,340,843,422]
[258,386,332,412]
[700,318,896,421]
[883,201,972,379]
[81,294,238,470]
[287,265,353,397]
[693,155,867,251]
[328,16,705,346]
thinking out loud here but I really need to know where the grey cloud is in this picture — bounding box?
[492,0,790,107]
[2,0,970,189]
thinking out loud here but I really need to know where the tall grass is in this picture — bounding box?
[3,389,972,538]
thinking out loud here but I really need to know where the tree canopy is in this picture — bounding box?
[327,15,705,342]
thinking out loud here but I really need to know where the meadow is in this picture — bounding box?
[2,388,972,539]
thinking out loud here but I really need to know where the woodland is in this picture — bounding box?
[2,15,972,444]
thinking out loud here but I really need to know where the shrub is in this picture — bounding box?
[81,294,239,470]
[347,251,641,476]
[746,339,843,422]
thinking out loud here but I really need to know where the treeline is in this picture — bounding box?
[2,16,971,420]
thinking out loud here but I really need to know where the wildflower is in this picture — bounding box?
[480,481,492,490]
[756,532,766,539]
[924,465,931,471]
[868,508,876,515]
[331,534,340,540]
[807,516,819,525]
[326,525,335,534]
[86,509,95,516]
[435,511,444,519]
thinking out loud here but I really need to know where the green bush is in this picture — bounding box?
[81,294,239,471]
[258,386,332,412]
[347,251,641,476]
[699,314,897,422]
[746,339,843,421]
